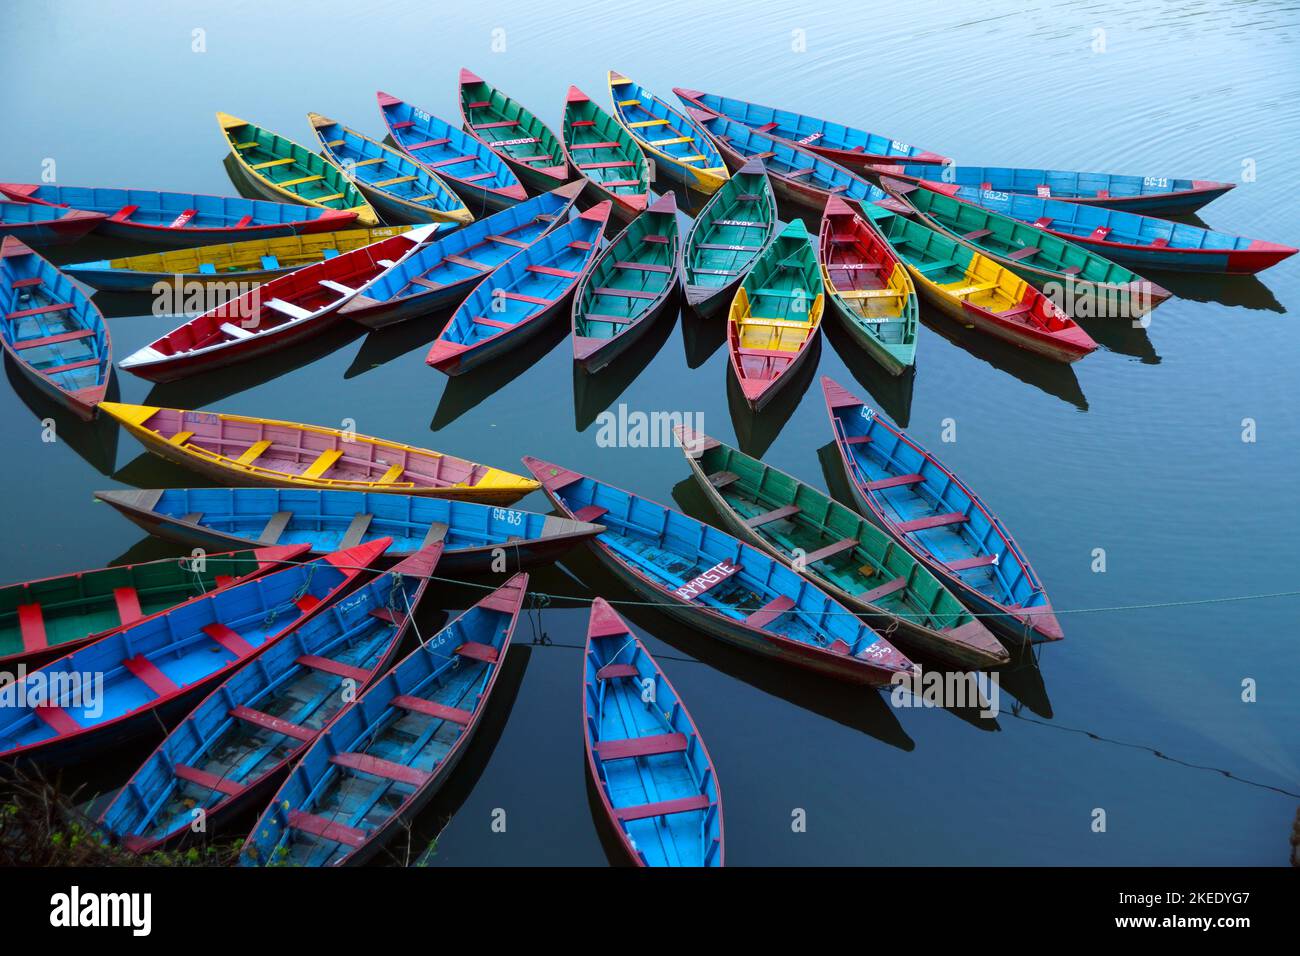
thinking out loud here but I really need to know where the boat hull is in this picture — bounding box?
[824,295,912,376]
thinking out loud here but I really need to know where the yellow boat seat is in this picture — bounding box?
[251,158,296,171]
[235,440,273,466]
[167,431,194,446]
[300,448,343,481]
[376,463,405,485]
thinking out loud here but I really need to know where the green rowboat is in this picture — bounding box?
[894,179,1170,317]
[459,68,570,192]
[0,544,308,669]
[676,428,1009,668]
[572,192,680,372]
[561,86,651,223]
[681,157,778,316]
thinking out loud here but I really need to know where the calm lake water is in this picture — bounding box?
[2,0,1297,865]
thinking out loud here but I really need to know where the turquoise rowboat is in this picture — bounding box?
[572,192,680,373]
[377,90,527,210]
[607,71,728,194]
[308,113,472,226]
[561,85,652,223]
[458,68,570,192]
[673,87,947,171]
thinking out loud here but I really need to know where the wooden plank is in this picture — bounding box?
[112,587,144,626]
[173,763,246,797]
[287,809,367,847]
[300,448,343,480]
[228,705,315,741]
[615,794,710,822]
[743,504,800,528]
[595,663,639,681]
[122,655,181,696]
[455,641,499,664]
[259,511,292,544]
[339,512,373,549]
[295,655,370,683]
[235,439,273,466]
[330,751,430,787]
[860,576,908,603]
[801,538,859,565]
[895,512,968,533]
[391,694,472,725]
[595,732,688,761]
[946,554,999,571]
[866,473,925,491]
[744,595,795,629]
[203,622,256,658]
[17,603,47,653]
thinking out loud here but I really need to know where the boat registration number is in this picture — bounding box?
[491,137,534,148]
[890,140,911,152]
[414,108,431,122]
[858,407,876,420]
[1142,176,1169,188]
[492,508,524,526]
[980,189,1010,202]
[797,132,823,145]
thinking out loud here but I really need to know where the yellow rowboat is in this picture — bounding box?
[607,71,728,195]
[61,226,414,292]
[727,219,824,411]
[217,112,379,226]
[100,402,541,505]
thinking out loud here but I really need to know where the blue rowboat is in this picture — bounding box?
[869,163,1234,215]
[0,236,111,421]
[308,114,471,227]
[92,487,605,573]
[0,539,389,768]
[377,91,527,211]
[522,456,912,685]
[0,183,356,247]
[583,598,723,867]
[673,87,948,171]
[426,201,612,375]
[686,107,885,212]
[0,200,104,246]
[821,376,1062,643]
[931,181,1296,276]
[572,191,681,373]
[99,544,442,854]
[607,72,729,194]
[240,573,526,866]
[339,181,585,329]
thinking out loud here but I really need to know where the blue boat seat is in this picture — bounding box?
[199,263,217,274]
[260,255,280,269]
[322,249,339,259]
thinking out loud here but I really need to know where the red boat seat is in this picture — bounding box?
[596,732,688,761]
[860,576,908,603]
[173,763,246,797]
[595,663,639,681]
[330,751,430,787]
[706,471,740,489]
[843,434,872,445]
[112,586,144,625]
[744,595,795,629]
[406,138,450,151]
[14,329,95,351]
[614,261,673,274]
[368,607,403,626]
[581,313,635,325]
[592,287,658,300]
[1089,226,1111,240]
[1006,246,1041,261]
[527,265,581,279]
[234,215,253,228]
[287,810,367,847]
[866,473,925,491]
[294,594,321,613]
[962,229,993,241]
[109,204,138,223]
[445,254,490,271]
[615,794,710,822]
[35,705,82,736]
[6,302,75,321]
[203,623,256,658]
[169,209,198,229]
[946,554,999,571]
[455,641,500,664]
[390,120,416,130]
[122,655,181,697]
[800,537,859,565]
[754,122,778,133]
[485,233,529,248]
[785,167,816,178]
[295,655,370,683]
[499,291,552,306]
[573,505,609,522]
[895,512,968,533]
[1150,237,1170,248]
[473,315,514,330]
[569,141,621,152]
[228,706,315,741]
[11,277,44,289]
[391,694,473,725]
[17,603,47,653]
[641,234,670,244]
[430,154,479,168]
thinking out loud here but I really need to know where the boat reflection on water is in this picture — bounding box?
[572,305,679,432]
[3,357,120,476]
[346,309,445,379]
[556,536,914,752]
[821,316,916,428]
[679,305,727,368]
[1153,270,1285,314]
[726,333,820,459]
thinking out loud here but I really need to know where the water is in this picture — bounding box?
[2,0,1297,865]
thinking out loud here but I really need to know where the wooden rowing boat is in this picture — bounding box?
[822,376,1062,643]
[727,219,824,411]
[867,162,1235,214]
[216,113,379,226]
[101,544,441,854]
[818,195,918,376]
[561,85,651,223]
[377,90,528,210]
[0,236,111,420]
[572,192,680,372]
[583,598,723,867]
[119,225,436,382]
[93,487,606,572]
[0,539,389,767]
[458,69,569,191]
[427,201,612,375]
[240,572,526,866]
[607,72,727,194]
[63,226,414,293]
[308,113,472,226]
[0,200,103,246]
[0,183,356,247]
[932,181,1297,275]
[892,179,1169,316]
[0,544,308,671]
[685,106,879,212]
[675,427,1007,667]
[340,182,584,329]
[681,157,778,316]
[522,456,912,685]
[672,87,948,170]
[865,188,1097,362]
[99,401,540,504]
